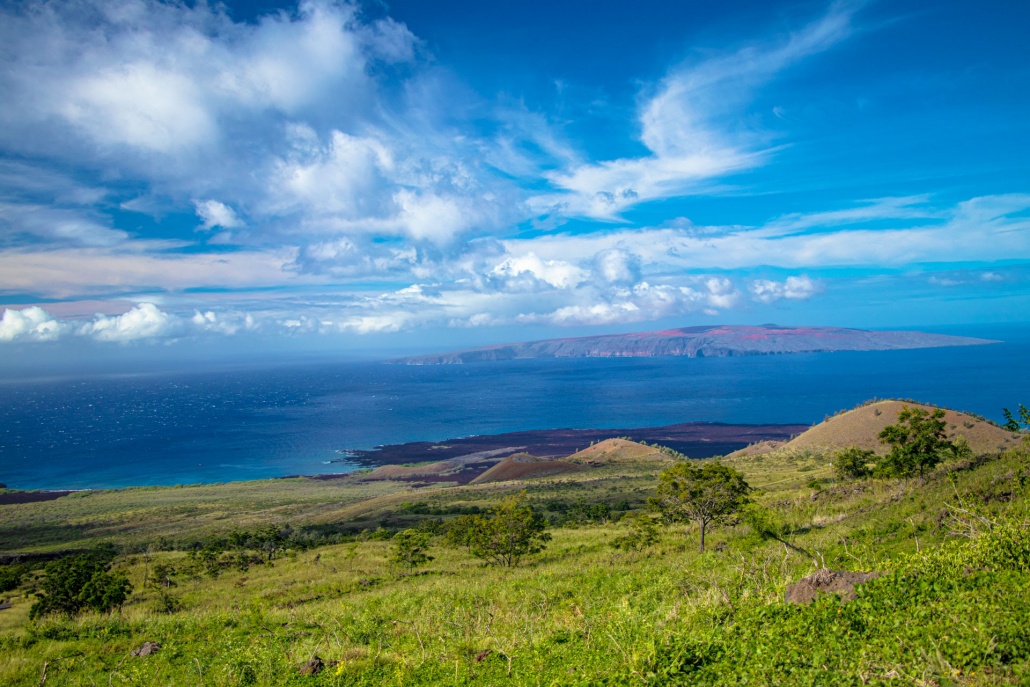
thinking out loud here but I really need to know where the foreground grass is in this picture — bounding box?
[1,444,1029,685]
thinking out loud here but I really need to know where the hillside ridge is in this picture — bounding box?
[394,324,996,364]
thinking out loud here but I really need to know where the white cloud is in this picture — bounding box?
[194,200,243,231]
[62,63,217,153]
[0,245,306,298]
[0,306,67,342]
[749,275,822,303]
[593,248,641,285]
[533,2,859,220]
[0,1,382,159]
[504,194,1030,271]
[758,196,939,237]
[191,310,257,335]
[78,303,180,342]
[0,203,129,247]
[490,253,588,290]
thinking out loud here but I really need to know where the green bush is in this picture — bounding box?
[391,529,434,572]
[0,564,25,593]
[610,512,661,551]
[466,492,551,567]
[29,547,132,619]
[832,446,875,480]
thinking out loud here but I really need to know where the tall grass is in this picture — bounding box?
[1,444,1028,684]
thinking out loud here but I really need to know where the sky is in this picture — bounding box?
[0,0,1028,365]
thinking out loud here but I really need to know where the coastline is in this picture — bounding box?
[1,421,808,494]
[329,420,808,469]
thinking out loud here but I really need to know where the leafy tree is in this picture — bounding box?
[610,512,661,551]
[467,492,551,567]
[444,514,481,552]
[1003,404,1030,432]
[877,406,954,479]
[833,446,875,480]
[391,528,434,572]
[30,547,131,619]
[651,462,750,553]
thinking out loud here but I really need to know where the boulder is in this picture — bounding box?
[785,568,882,605]
[299,656,324,676]
[131,642,161,657]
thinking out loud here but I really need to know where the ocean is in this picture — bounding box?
[2,324,1028,490]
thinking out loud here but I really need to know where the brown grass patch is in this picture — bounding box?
[785,400,1019,455]
[470,453,586,484]
[564,438,673,464]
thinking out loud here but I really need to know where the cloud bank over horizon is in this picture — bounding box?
[1,0,1028,350]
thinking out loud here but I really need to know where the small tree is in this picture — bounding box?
[833,446,875,480]
[651,462,750,553]
[610,512,661,551]
[391,529,434,572]
[877,406,953,479]
[1003,404,1030,433]
[468,492,551,567]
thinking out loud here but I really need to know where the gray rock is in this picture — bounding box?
[131,642,161,657]
[299,656,324,676]
[785,568,882,605]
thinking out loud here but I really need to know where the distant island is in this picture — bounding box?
[394,324,997,364]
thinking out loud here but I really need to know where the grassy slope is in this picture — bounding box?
[1,434,1029,685]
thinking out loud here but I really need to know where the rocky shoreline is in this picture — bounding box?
[330,421,809,469]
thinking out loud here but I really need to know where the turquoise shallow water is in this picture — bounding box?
[1,324,1027,490]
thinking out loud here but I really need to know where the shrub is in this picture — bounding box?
[833,446,875,480]
[391,529,433,572]
[610,512,661,551]
[466,492,551,567]
[0,564,25,593]
[30,547,132,619]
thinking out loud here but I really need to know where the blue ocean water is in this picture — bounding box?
[1,324,1028,490]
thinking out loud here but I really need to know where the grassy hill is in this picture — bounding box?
[787,400,1019,455]
[0,401,1028,685]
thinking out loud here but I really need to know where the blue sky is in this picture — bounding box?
[0,0,1028,359]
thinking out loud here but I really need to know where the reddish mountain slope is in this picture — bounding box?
[395,325,995,364]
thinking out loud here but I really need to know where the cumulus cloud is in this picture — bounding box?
[0,1,385,159]
[194,200,243,231]
[490,253,588,290]
[0,0,512,256]
[0,306,67,342]
[77,303,180,342]
[517,279,741,326]
[0,1,1023,347]
[749,275,821,303]
[593,248,641,285]
[191,310,257,335]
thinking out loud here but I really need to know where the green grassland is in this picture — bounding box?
[1,427,1029,685]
